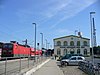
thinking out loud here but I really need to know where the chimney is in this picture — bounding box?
[78,32,82,37]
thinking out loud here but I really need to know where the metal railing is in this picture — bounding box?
[0,56,48,75]
[78,61,100,75]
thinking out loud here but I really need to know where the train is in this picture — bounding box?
[0,42,3,59]
[0,41,42,59]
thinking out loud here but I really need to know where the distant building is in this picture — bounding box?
[53,34,90,56]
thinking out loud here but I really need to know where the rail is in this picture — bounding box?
[0,56,49,75]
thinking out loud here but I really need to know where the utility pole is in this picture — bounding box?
[75,30,78,54]
[45,39,47,50]
[47,43,50,50]
[32,23,36,62]
[90,12,95,65]
[45,39,47,56]
[22,39,27,47]
[40,33,43,50]
[92,18,97,47]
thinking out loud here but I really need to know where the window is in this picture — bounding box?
[70,57,76,60]
[63,41,68,46]
[70,49,74,54]
[84,49,87,55]
[57,49,61,56]
[77,41,80,46]
[57,41,61,46]
[78,57,83,60]
[83,41,87,46]
[70,41,74,46]
[3,50,7,52]
[3,44,13,49]
[77,49,80,54]
[63,49,67,55]
[8,50,12,52]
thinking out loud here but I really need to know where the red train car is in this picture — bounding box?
[36,50,42,56]
[2,42,31,57]
[30,48,42,56]
[0,42,3,59]
[1,42,42,58]
[30,48,35,57]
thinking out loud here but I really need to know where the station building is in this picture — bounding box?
[53,33,90,56]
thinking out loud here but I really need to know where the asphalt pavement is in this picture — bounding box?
[32,59,64,75]
[31,59,88,75]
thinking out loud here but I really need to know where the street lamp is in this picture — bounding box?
[75,30,78,54]
[90,12,95,64]
[45,39,47,50]
[32,23,36,61]
[40,33,43,50]
[47,43,50,50]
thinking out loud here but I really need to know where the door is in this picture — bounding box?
[69,57,77,65]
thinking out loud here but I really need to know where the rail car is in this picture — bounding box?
[1,42,42,58]
[30,48,42,56]
[0,42,3,59]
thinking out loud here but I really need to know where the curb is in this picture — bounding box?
[24,59,51,75]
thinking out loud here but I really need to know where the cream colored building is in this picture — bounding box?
[53,35,90,56]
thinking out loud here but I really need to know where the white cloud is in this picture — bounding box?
[43,0,97,28]
[15,0,97,28]
[56,28,73,35]
[44,0,71,18]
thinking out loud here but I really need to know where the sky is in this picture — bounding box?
[0,0,100,49]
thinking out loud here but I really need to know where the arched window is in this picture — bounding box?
[77,41,80,46]
[84,49,87,55]
[57,49,61,56]
[83,41,87,46]
[63,41,68,46]
[70,41,74,46]
[63,49,67,55]
[57,41,61,46]
[70,49,74,54]
[77,49,80,54]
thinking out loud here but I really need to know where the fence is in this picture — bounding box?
[78,61,100,75]
[0,56,48,75]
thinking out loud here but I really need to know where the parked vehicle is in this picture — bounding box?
[61,56,85,66]
[57,54,83,61]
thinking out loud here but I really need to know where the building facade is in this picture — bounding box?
[53,35,90,56]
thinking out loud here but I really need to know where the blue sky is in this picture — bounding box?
[0,0,100,48]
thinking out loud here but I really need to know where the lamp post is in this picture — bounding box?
[47,43,50,50]
[45,39,47,50]
[75,30,78,54]
[32,23,36,61]
[45,39,47,56]
[40,33,43,50]
[90,12,95,64]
